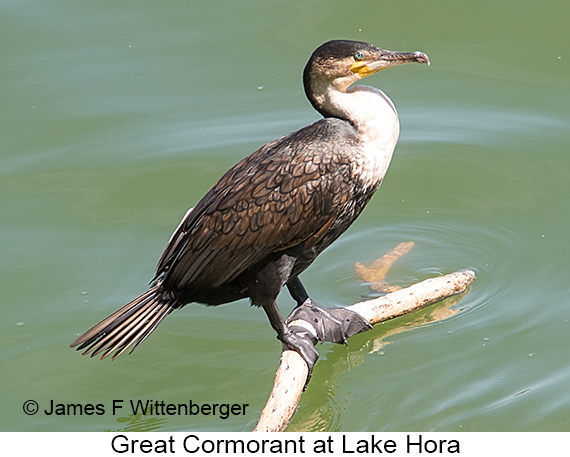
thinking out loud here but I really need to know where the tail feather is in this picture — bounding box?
[89,297,160,359]
[70,285,177,360]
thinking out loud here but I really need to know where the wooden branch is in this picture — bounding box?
[348,269,475,325]
[252,350,309,433]
[253,267,476,432]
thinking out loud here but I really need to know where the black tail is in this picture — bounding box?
[70,285,177,360]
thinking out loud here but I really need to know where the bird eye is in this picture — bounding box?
[354,51,364,61]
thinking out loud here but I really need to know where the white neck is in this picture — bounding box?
[325,84,401,184]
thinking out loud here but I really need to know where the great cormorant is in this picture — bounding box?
[71,40,429,373]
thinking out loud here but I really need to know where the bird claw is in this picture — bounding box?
[278,329,319,389]
[287,298,372,345]
[282,299,372,389]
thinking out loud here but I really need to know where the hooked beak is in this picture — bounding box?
[350,50,430,78]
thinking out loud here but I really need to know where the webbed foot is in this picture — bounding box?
[279,329,320,378]
[286,298,372,345]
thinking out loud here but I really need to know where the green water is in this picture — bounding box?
[2,0,569,432]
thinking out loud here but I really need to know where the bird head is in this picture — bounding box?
[303,40,429,115]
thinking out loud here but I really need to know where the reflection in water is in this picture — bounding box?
[107,414,168,433]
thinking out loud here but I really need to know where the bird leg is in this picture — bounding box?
[287,276,372,344]
[257,260,371,383]
[251,256,320,377]
[286,276,309,306]
[283,275,372,388]
[261,300,320,378]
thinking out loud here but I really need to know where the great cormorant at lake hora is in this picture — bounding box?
[71,40,429,374]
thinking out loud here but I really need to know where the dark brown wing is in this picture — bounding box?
[155,118,362,291]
